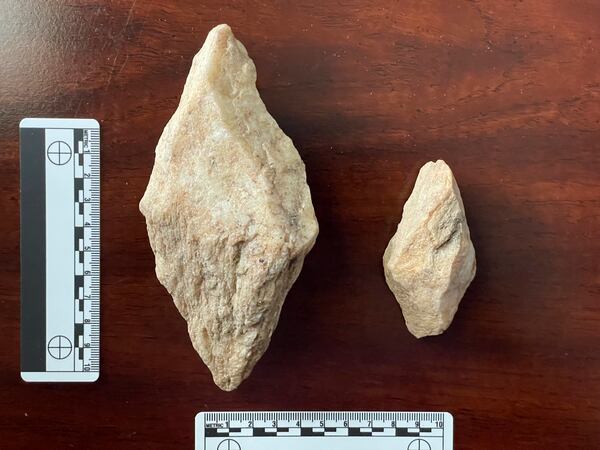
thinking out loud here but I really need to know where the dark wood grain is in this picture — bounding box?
[1,1,599,448]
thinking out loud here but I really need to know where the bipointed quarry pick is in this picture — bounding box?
[140,25,319,390]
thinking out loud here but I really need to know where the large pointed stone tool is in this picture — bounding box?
[140,24,319,390]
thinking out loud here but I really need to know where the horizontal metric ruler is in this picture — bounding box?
[196,412,453,450]
[20,118,100,382]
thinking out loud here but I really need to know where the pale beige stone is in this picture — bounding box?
[383,160,476,338]
[139,24,318,390]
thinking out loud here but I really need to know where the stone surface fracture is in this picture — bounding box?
[139,24,319,390]
[383,160,476,338]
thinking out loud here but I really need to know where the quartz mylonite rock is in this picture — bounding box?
[139,24,318,390]
[383,160,476,338]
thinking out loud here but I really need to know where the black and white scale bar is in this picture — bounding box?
[196,412,453,449]
[20,118,100,382]
[205,426,431,438]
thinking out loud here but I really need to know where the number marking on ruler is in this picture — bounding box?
[196,412,453,450]
[20,118,100,382]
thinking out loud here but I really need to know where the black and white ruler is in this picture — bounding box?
[196,412,453,450]
[20,118,100,382]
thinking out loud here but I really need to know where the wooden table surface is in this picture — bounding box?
[1,1,599,448]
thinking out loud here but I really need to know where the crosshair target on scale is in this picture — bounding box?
[216,439,241,450]
[46,141,72,165]
[407,438,431,450]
